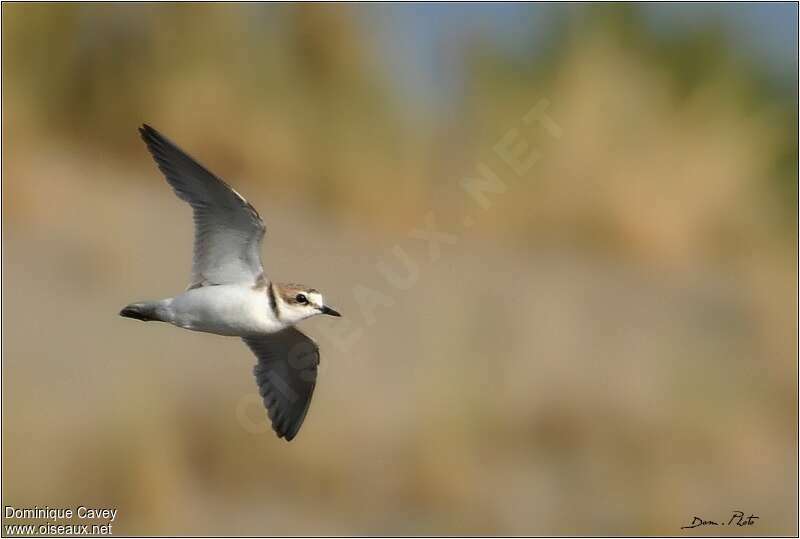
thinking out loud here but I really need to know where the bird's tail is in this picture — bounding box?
[119,302,162,322]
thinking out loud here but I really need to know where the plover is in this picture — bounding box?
[120,124,341,441]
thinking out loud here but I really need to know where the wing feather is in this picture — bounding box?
[243,328,319,441]
[139,124,266,287]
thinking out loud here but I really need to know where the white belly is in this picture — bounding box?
[166,285,284,336]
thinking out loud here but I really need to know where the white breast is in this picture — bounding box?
[166,285,285,336]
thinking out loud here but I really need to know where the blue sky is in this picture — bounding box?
[364,3,798,114]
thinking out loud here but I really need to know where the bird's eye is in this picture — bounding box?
[295,294,308,304]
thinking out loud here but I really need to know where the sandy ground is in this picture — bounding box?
[2,156,796,535]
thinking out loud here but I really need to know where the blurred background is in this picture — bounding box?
[2,3,797,535]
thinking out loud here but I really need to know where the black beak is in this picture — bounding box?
[320,305,341,317]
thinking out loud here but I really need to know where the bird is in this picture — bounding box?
[120,124,341,442]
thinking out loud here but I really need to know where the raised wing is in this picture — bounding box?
[243,327,320,441]
[139,124,266,288]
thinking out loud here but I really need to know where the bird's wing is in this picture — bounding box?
[139,124,266,288]
[243,327,320,441]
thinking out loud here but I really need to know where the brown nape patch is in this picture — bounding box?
[274,283,317,304]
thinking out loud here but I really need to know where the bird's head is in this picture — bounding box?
[272,283,341,325]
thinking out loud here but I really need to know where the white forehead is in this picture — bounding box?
[309,291,323,305]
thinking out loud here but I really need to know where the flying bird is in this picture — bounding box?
[120,124,341,441]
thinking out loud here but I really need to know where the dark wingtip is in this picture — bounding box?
[138,123,159,144]
[277,413,305,442]
[270,416,300,442]
[279,425,299,442]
